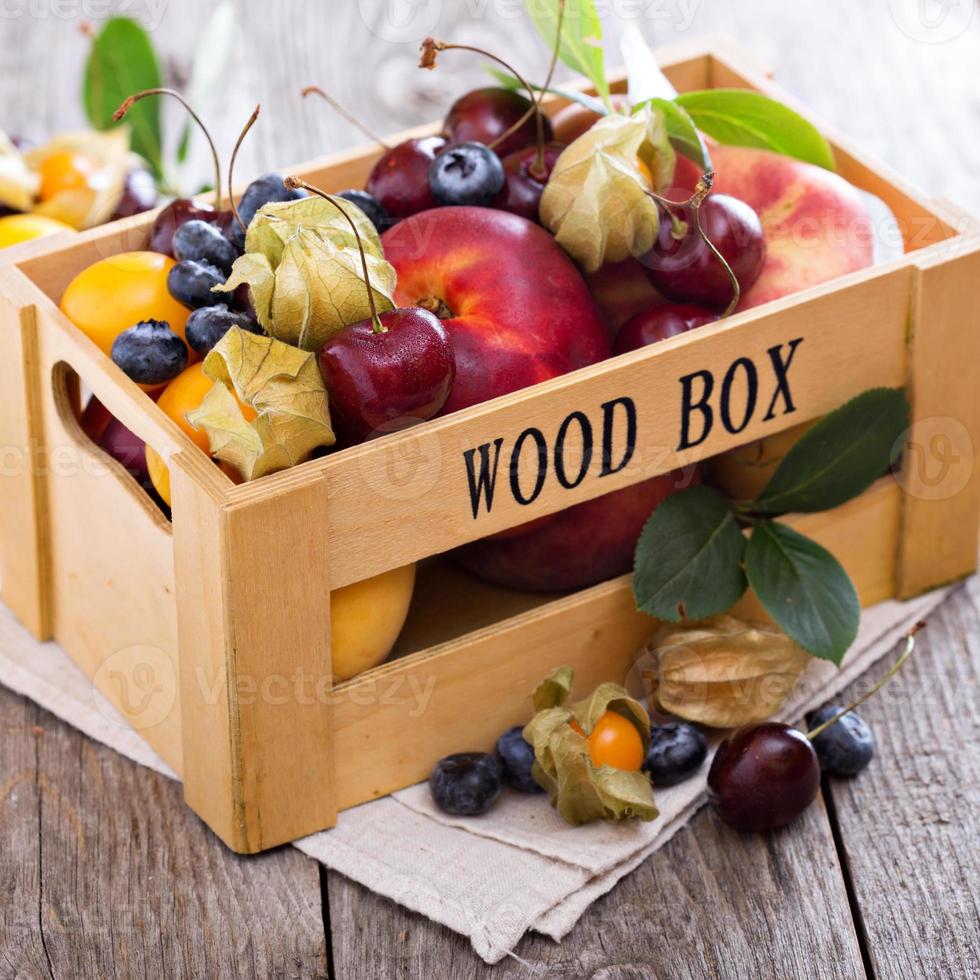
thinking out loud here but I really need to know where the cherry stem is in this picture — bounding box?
[285,177,386,334]
[420,37,546,170]
[484,0,566,177]
[113,88,223,212]
[645,172,741,319]
[228,105,260,235]
[806,621,926,741]
[301,85,390,150]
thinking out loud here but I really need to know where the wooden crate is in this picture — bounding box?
[1,38,979,853]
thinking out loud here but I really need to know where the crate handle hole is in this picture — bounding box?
[51,362,173,527]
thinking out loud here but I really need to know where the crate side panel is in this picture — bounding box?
[33,310,182,772]
[330,478,902,811]
[313,266,912,587]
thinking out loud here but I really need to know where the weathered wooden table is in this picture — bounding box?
[2,1,979,976]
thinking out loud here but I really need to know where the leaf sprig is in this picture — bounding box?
[633,389,911,665]
[521,1,835,171]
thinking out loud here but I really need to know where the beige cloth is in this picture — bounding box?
[0,588,951,963]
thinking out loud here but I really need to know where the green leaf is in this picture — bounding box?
[745,521,859,664]
[633,484,747,622]
[754,388,910,515]
[177,1,236,164]
[525,0,610,103]
[83,17,164,178]
[674,89,836,170]
[637,98,711,171]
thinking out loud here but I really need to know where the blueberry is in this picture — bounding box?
[337,189,390,233]
[496,726,543,794]
[644,722,708,787]
[186,304,262,357]
[428,142,505,207]
[110,320,187,386]
[167,259,227,310]
[807,706,875,776]
[230,173,298,248]
[173,219,239,274]
[429,752,505,816]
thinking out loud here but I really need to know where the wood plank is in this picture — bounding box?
[0,270,50,639]
[243,264,913,589]
[171,452,336,853]
[822,576,980,979]
[896,237,980,596]
[328,791,864,979]
[0,684,54,978]
[0,684,330,979]
[32,313,184,773]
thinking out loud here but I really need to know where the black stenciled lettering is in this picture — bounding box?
[677,370,714,450]
[720,357,759,434]
[463,438,504,518]
[763,338,803,420]
[554,411,594,489]
[510,427,548,505]
[600,397,637,476]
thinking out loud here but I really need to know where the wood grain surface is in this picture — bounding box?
[1,1,979,977]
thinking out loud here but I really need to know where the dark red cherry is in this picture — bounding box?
[444,87,552,159]
[319,307,455,446]
[707,723,820,832]
[642,194,766,310]
[366,136,447,220]
[149,198,217,256]
[494,142,565,222]
[111,167,158,220]
[614,303,718,355]
[98,417,152,491]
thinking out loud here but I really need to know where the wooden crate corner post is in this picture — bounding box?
[169,452,337,852]
[0,267,51,640]
[896,221,980,597]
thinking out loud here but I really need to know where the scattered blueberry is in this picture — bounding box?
[807,706,876,776]
[496,726,543,794]
[337,189,390,233]
[644,722,709,787]
[428,142,505,207]
[230,173,300,247]
[110,320,187,386]
[430,752,505,816]
[186,304,262,357]
[173,219,239,274]
[167,259,227,310]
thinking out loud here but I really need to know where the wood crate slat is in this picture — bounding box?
[897,234,980,596]
[276,263,913,588]
[329,478,901,809]
[0,269,50,638]
[172,451,337,853]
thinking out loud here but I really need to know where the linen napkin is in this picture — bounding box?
[0,586,953,963]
